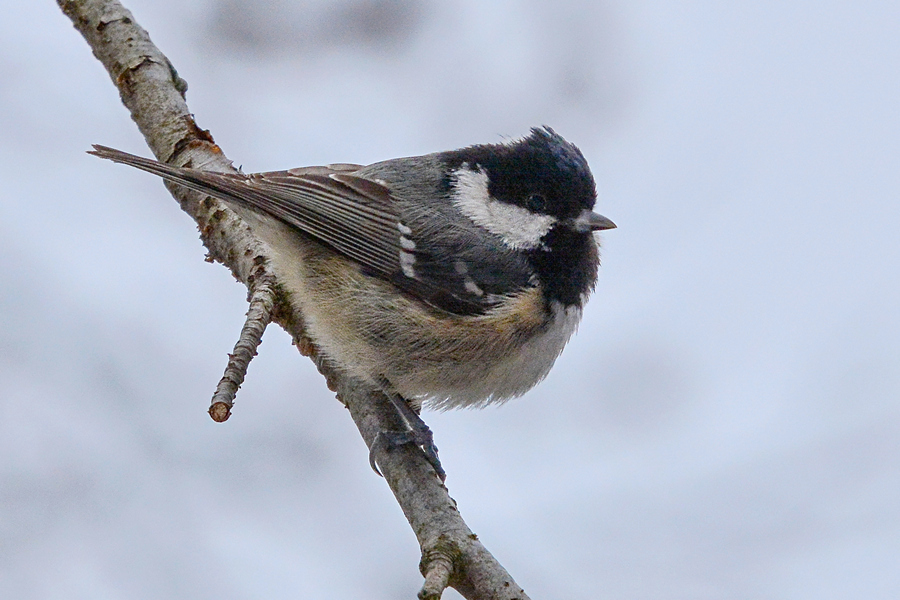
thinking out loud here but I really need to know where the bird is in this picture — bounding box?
[89,126,615,479]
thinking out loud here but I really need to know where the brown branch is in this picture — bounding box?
[209,275,276,422]
[57,1,532,598]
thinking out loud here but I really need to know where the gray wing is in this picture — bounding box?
[89,145,532,315]
[242,167,404,279]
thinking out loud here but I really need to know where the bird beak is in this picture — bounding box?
[573,210,617,232]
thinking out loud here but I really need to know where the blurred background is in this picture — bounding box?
[2,1,899,598]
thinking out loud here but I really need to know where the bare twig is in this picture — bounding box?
[209,276,276,422]
[58,1,532,597]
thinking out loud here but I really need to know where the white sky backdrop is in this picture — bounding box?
[1,1,899,598]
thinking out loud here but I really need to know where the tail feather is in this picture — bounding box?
[88,145,247,204]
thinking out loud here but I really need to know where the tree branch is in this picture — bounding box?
[209,274,276,422]
[57,0,531,598]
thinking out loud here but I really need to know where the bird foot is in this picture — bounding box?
[369,427,445,481]
[368,388,446,481]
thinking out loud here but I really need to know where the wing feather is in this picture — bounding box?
[89,145,528,316]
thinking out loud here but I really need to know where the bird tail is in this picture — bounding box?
[87,144,247,203]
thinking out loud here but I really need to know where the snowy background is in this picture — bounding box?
[2,1,899,598]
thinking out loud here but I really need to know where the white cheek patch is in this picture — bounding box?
[451,166,556,250]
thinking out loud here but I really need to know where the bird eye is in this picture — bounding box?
[526,193,547,212]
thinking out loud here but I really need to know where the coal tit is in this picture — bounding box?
[90,127,615,477]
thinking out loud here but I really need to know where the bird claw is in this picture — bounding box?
[368,428,446,481]
[368,382,446,481]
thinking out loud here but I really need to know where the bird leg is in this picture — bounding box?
[369,387,445,481]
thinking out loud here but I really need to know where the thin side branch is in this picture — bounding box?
[419,549,453,600]
[58,1,532,598]
[209,276,276,422]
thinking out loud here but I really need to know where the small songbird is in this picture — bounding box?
[90,127,615,479]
